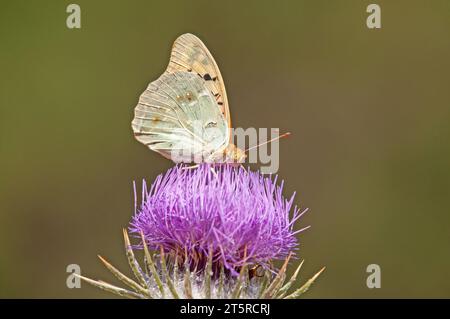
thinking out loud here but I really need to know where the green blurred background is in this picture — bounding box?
[0,0,449,298]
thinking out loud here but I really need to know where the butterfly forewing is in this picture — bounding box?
[165,33,231,128]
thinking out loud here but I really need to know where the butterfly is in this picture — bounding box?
[131,33,246,164]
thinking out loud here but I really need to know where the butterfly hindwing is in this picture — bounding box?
[132,72,229,163]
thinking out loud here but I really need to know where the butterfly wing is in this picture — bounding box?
[132,72,229,163]
[165,33,232,130]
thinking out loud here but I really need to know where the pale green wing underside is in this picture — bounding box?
[132,72,229,163]
[166,33,231,128]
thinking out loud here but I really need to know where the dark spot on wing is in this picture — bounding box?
[202,73,219,82]
[205,121,217,128]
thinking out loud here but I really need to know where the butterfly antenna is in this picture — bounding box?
[244,132,291,153]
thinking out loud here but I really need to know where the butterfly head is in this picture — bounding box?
[223,143,247,164]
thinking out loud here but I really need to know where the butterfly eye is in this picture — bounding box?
[204,121,217,128]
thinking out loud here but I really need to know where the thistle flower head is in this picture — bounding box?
[77,164,324,299]
[129,164,306,275]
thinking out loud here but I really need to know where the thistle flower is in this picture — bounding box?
[77,165,324,299]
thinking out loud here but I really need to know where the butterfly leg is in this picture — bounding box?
[181,164,218,178]
[181,164,200,170]
[210,167,218,178]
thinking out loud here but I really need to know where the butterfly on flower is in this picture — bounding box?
[132,33,290,165]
